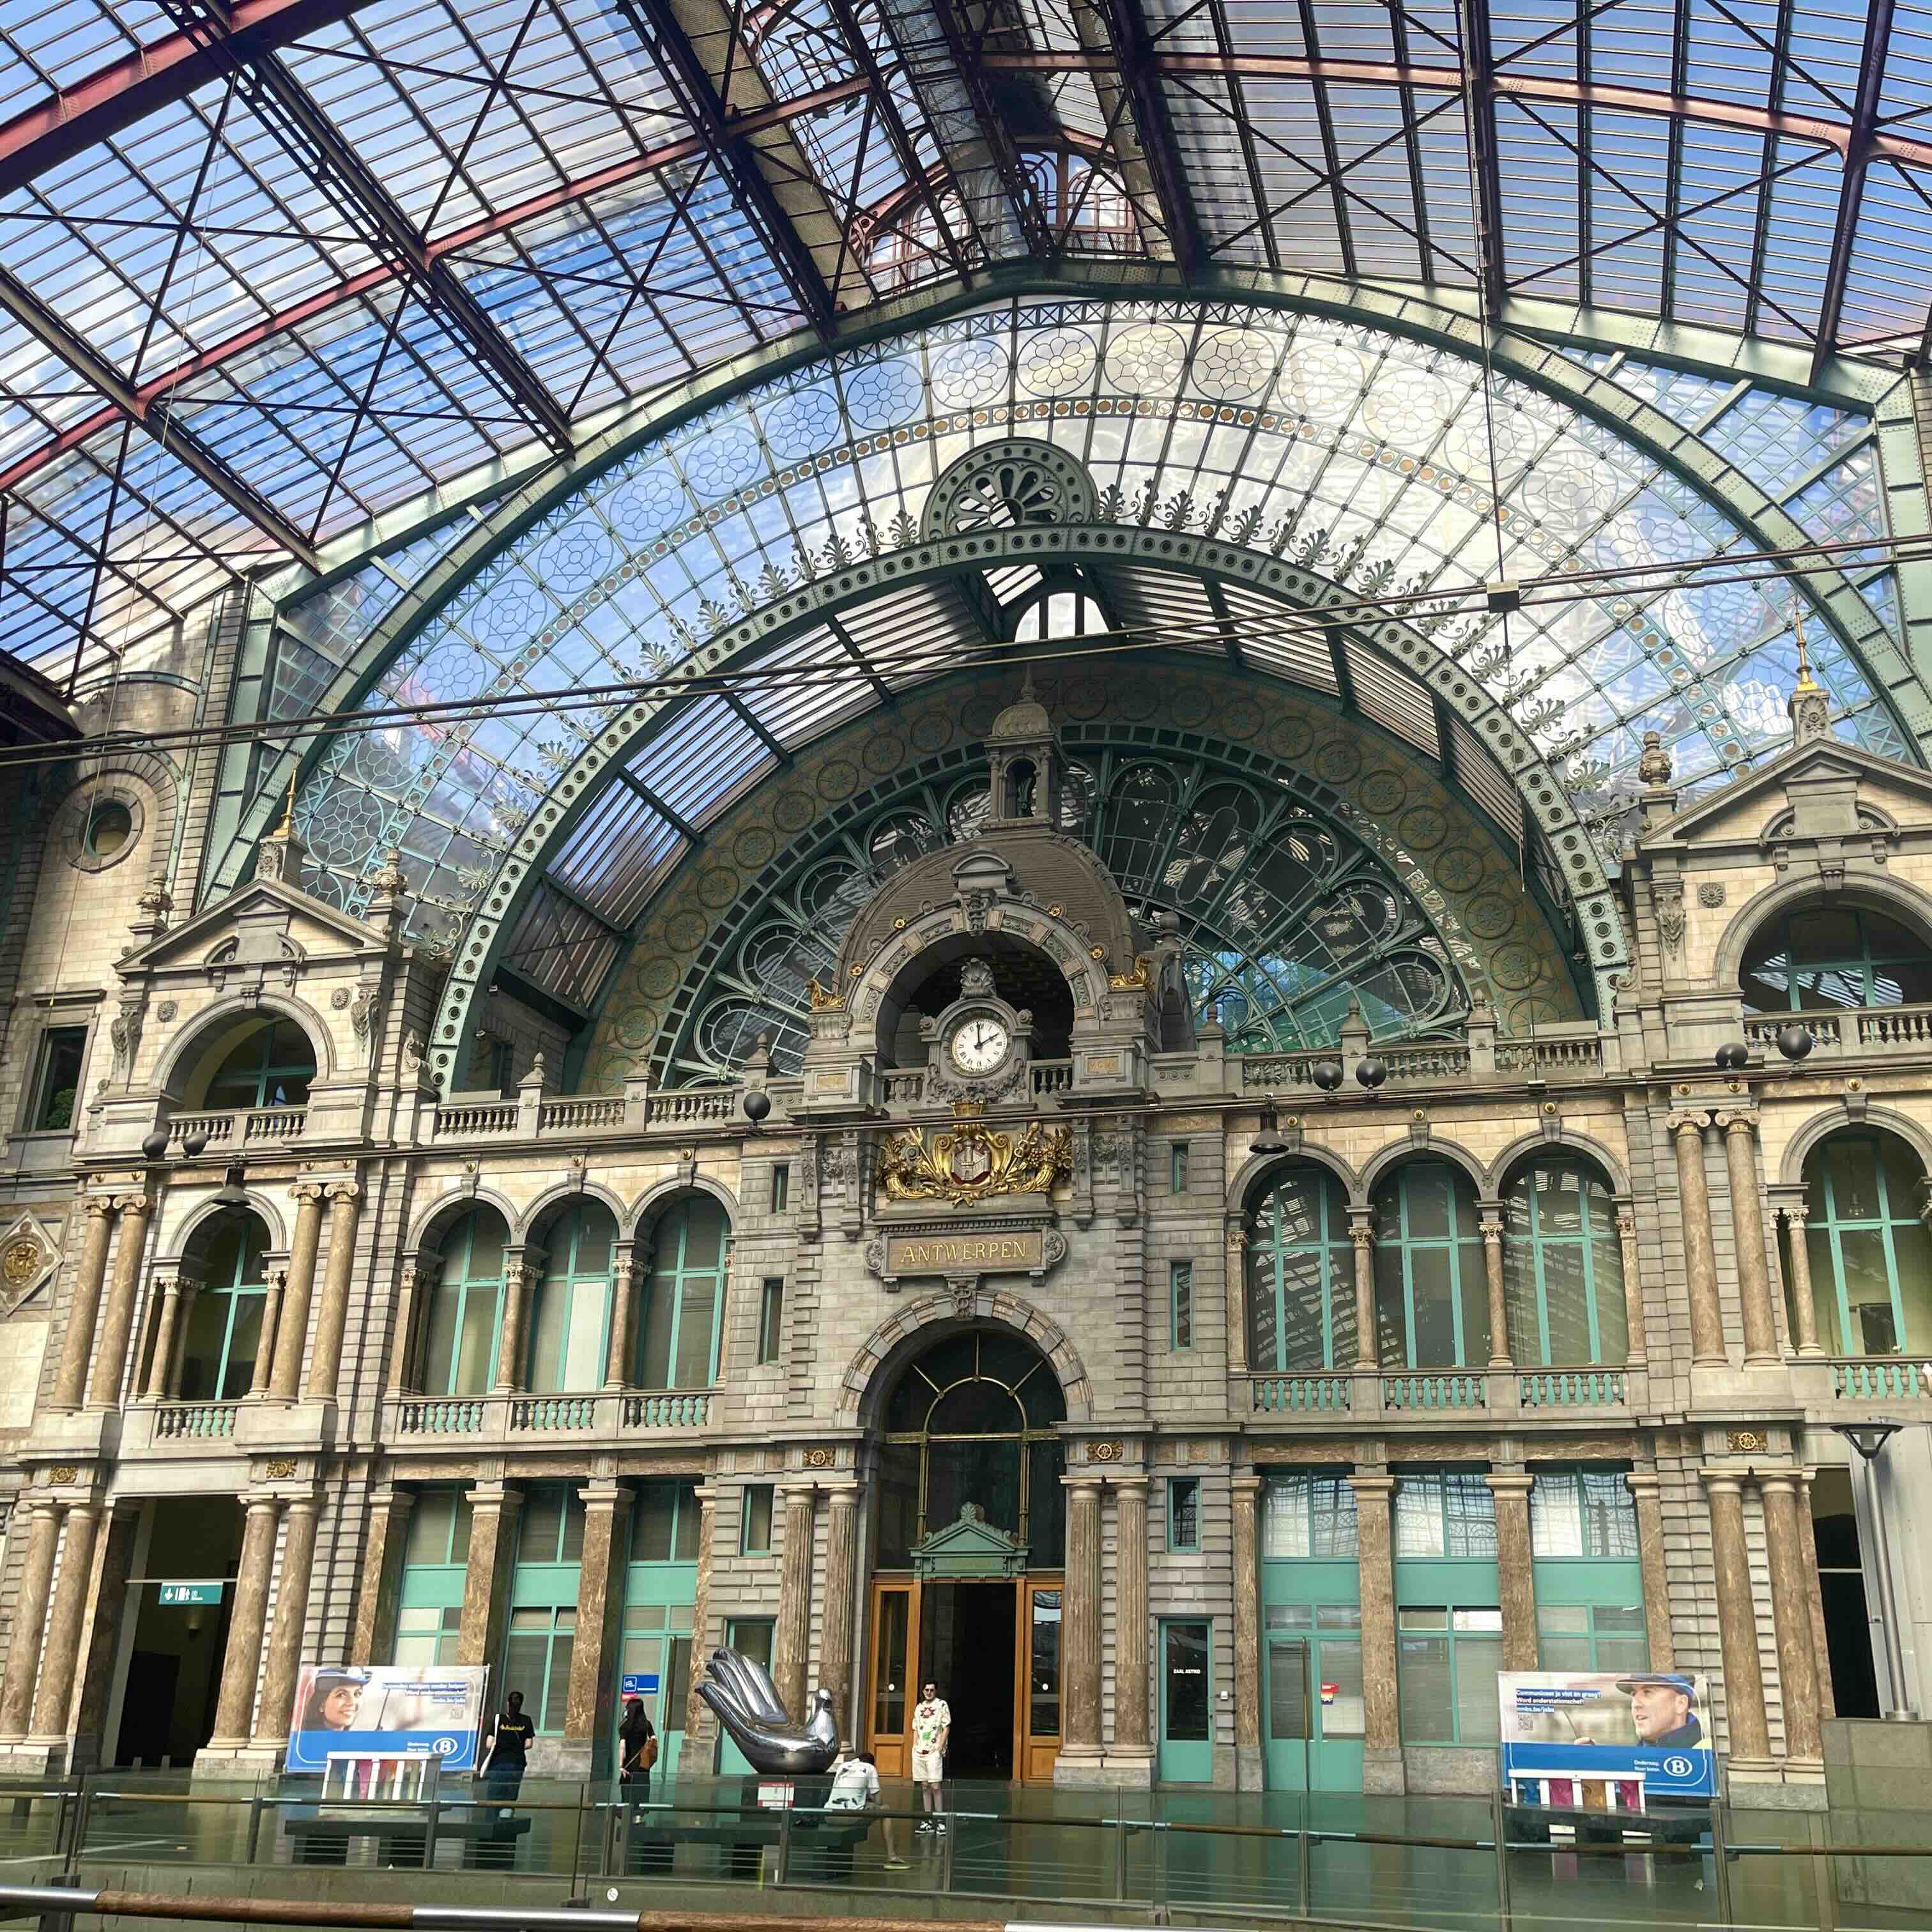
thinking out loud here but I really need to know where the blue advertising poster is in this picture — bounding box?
[1498,1671,1716,1800]
[286,1664,489,1774]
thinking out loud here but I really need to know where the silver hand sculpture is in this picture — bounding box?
[696,1648,839,1774]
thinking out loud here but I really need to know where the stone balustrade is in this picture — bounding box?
[1250,1363,1637,1422]
[168,1107,307,1149]
[1742,1001,1932,1059]
[380,1389,711,1443]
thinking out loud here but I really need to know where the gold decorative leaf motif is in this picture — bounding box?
[878,1117,1074,1205]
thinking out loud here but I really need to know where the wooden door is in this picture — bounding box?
[1017,1575,1063,1784]
[865,1579,919,1779]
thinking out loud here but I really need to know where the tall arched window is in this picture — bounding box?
[1246,1165,1355,1370]
[1372,1162,1489,1368]
[180,1213,272,1400]
[1742,907,1932,1011]
[636,1195,730,1389]
[201,1019,316,1109]
[1792,1131,1932,1356]
[1501,1160,1628,1366]
[527,1203,616,1393]
[422,1208,509,1396]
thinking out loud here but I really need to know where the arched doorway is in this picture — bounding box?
[865,1328,1066,1785]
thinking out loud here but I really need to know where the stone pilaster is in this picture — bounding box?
[493,1250,542,1393]
[1701,1470,1772,1770]
[562,1480,631,1777]
[1615,1204,1646,1366]
[1349,1472,1402,1793]
[307,1183,362,1399]
[71,1500,139,1770]
[142,1274,193,1399]
[604,1243,640,1388]
[86,1193,150,1409]
[1487,1471,1538,1672]
[254,1493,321,1747]
[1720,1114,1780,1364]
[772,1483,817,1719]
[1230,1473,1262,1789]
[684,1484,717,1743]
[0,1501,58,1738]
[52,1199,116,1409]
[457,1482,522,1670]
[1671,1116,1725,1363]
[1759,1469,1823,1770]
[208,1496,280,1750]
[1112,1478,1151,1772]
[1224,1225,1248,1376]
[250,1260,286,1399]
[268,1184,326,1400]
[1480,1205,1510,1367]
[1625,1470,1674,1671]
[351,1488,415,1666]
[1797,1470,1834,1719]
[819,1484,860,1743]
[389,1254,441,1393]
[1349,1211,1377,1368]
[28,1502,101,1751]
[1059,1478,1103,1772]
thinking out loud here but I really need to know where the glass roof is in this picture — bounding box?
[271,294,1911,1022]
[4,0,1931,690]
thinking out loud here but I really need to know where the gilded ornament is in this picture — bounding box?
[802,1447,834,1469]
[1088,1440,1124,1464]
[264,1457,298,1480]
[1725,1429,1767,1454]
[806,974,845,1013]
[877,1113,1074,1206]
[3,1237,42,1286]
[48,1466,77,1485]
[1108,955,1151,990]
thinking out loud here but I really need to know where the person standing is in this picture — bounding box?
[618,1694,657,1798]
[479,1690,535,1806]
[910,1681,950,1835]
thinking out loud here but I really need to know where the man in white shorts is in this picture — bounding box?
[910,1680,951,1834]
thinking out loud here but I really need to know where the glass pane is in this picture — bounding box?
[1311,1476,1360,1557]
[1455,1636,1503,1742]
[1374,1248,1409,1363]
[545,1632,574,1732]
[1406,1167,1452,1238]
[1030,1590,1061,1737]
[562,1279,607,1390]
[1276,1246,1330,1370]
[527,1280,569,1394]
[1828,1141,1883,1221]
[221,1296,264,1399]
[671,1483,701,1562]
[1409,1249,1457,1367]
[1399,1635,1453,1742]
[1503,1239,1542,1364]
[1321,1637,1365,1738]
[1395,1477,1446,1558]
[1163,1623,1211,1742]
[632,1484,675,1561]
[1458,1237,1491,1362]
[1542,1240,1593,1365]
[1530,1473,1584,1557]
[1841,1232,1899,1353]
[878,1441,920,1567]
[454,1284,500,1395]
[1443,1475,1498,1558]
[1581,1472,1639,1557]
[1268,1637,1310,1741]
[673,1280,717,1386]
[875,1591,909,1736]
[1030,1438,1067,1565]
[1170,1478,1200,1549]
[1247,1253,1282,1370]
[638,1282,675,1388]
[1590,1223,1629,1367]
[1896,1222,1932,1351]
[675,1198,725,1269]
[928,1438,1022,1538]
[1264,1476,1310,1559]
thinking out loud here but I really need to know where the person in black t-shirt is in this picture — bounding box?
[480,1690,535,1807]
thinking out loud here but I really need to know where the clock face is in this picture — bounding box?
[948,1015,1011,1075]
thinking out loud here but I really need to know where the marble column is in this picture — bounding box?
[1480,1206,1511,1367]
[603,1244,641,1389]
[1230,1474,1262,1784]
[250,1259,287,1399]
[1759,1469,1824,1767]
[1349,1473,1402,1791]
[818,1484,860,1743]
[1224,1225,1248,1377]
[1672,1116,1726,1364]
[684,1485,717,1742]
[208,1497,281,1749]
[350,1488,415,1666]
[306,1183,362,1400]
[268,1184,326,1400]
[164,1282,199,1397]
[1061,1478,1103,1764]
[564,1482,631,1775]
[1487,1471,1538,1672]
[1625,1470,1675,1671]
[1797,1471,1834,1719]
[52,1199,117,1409]
[1721,1115,1781,1364]
[141,1274,192,1399]
[457,1482,522,1671]
[388,1254,441,1393]
[772,1483,817,1720]
[254,1494,320,1746]
[71,1501,139,1770]
[0,1501,59,1738]
[1615,1205,1648,1366]
[27,1502,100,1749]
[86,1193,151,1409]
[1779,1207,1823,1356]
[1112,1478,1151,1765]
[1701,1471,1772,1767]
[1350,1211,1378,1368]
[493,1250,542,1393]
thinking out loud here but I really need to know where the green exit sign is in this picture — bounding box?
[156,1581,223,1606]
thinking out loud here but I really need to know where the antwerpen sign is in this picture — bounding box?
[866,1220,1068,1294]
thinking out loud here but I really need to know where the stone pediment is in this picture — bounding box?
[1637,740,1932,852]
[119,878,390,977]
[910,1502,1029,1577]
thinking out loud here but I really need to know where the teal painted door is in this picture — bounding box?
[1262,1609,1365,1791]
[1158,1619,1213,1783]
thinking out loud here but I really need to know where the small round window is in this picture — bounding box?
[86,802,134,859]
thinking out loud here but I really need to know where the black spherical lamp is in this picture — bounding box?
[1356,1057,1387,1090]
[1312,1061,1344,1093]
[742,1090,772,1125]
[140,1129,171,1163]
[181,1128,211,1160]
[1714,1042,1749,1072]
[1775,1024,1814,1063]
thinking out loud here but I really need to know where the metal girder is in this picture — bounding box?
[922,0,1055,256]
[1455,0,1506,315]
[616,0,836,337]
[152,0,574,455]
[1814,0,1896,378]
[0,262,323,571]
[1094,0,1202,275]
[610,761,701,841]
[724,691,792,766]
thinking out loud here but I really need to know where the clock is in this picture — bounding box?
[948,1015,1011,1075]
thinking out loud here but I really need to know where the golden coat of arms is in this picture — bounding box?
[878,1111,1073,1206]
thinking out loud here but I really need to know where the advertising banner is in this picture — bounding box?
[1498,1671,1715,1800]
[286,1664,489,1774]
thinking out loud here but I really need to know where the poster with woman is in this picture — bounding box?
[286,1664,489,1774]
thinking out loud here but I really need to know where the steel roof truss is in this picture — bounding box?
[1814,0,1897,374]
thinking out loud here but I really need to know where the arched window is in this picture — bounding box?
[422,1209,509,1396]
[877,1329,1067,1568]
[527,1203,616,1393]
[1246,1165,1355,1370]
[1501,1160,1628,1366]
[636,1195,730,1389]
[1791,1131,1932,1356]
[200,1018,316,1110]
[1372,1162,1489,1368]
[1742,907,1932,1011]
[180,1213,272,1400]
[1005,757,1037,818]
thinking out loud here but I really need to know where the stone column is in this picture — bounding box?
[1112,1478,1151,1763]
[208,1496,281,1749]
[1701,1471,1772,1767]
[27,1502,100,1748]
[1349,1473,1402,1792]
[388,1254,441,1393]
[165,1282,199,1397]
[604,1243,641,1389]
[350,1487,415,1666]
[1672,1115,1726,1364]
[1224,1225,1248,1377]
[72,1501,139,1770]
[254,1492,320,1745]
[268,1184,326,1400]
[1350,1211,1378,1368]
[684,1484,717,1742]
[86,1193,151,1409]
[457,1482,522,1670]
[1625,1470,1675,1671]
[564,1481,631,1777]
[1480,1205,1511,1367]
[1615,1205,1647,1367]
[493,1250,542,1393]
[1721,1115,1781,1364]
[1778,1206,1823,1356]
[142,1274,192,1399]
[250,1259,288,1399]
[1230,1474,1262,1784]
[1759,1469,1824,1768]
[1488,1471,1538,1671]
[772,1483,817,1719]
[1061,1478,1103,1764]
[306,1183,362,1400]
[818,1484,860,1743]
[52,1199,117,1409]
[1797,1471,1834,1719]
[0,1501,59,1738]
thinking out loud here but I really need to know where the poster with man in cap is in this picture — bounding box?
[1498,1668,1714,1800]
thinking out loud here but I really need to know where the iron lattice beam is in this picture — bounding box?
[1100,0,1204,275]
[153,0,575,455]
[1814,0,1896,374]
[1455,0,1506,314]
[924,0,1055,256]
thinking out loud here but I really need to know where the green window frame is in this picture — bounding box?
[203,1019,316,1110]
[506,1486,585,1735]
[725,1617,774,1672]
[393,1488,471,1667]
[526,1204,615,1393]
[636,1196,730,1389]
[1170,1261,1194,1351]
[1536,1603,1649,1673]
[180,1215,272,1401]
[1397,1606,1504,1744]
[422,1210,507,1397]
[1167,1476,1201,1552]
[1742,907,1932,1013]
[757,1278,785,1365]
[1246,1164,1354,1370]
[1170,1144,1189,1193]
[1529,1470,1639,1559]
[1501,1160,1629,1367]
[29,1026,86,1133]
[505,1606,575,1734]
[1372,1163,1490,1368]
[1800,1131,1932,1356]
[1261,1471,1360,1558]
[770,1164,790,1213]
[740,1483,774,1554]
